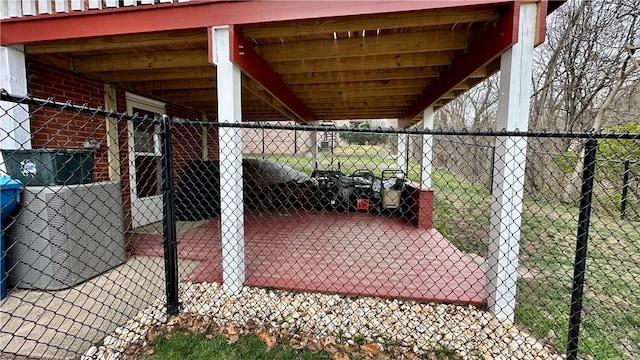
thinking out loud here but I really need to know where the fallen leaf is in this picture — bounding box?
[321,336,337,347]
[325,345,339,354]
[227,334,239,344]
[332,353,349,360]
[145,328,157,343]
[144,348,154,355]
[225,323,240,335]
[361,343,381,356]
[257,330,277,349]
[205,334,214,340]
[308,340,324,352]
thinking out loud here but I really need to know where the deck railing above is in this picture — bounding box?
[1,0,191,20]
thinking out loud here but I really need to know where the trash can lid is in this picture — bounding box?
[0,175,23,190]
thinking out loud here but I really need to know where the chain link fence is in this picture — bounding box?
[1,92,639,360]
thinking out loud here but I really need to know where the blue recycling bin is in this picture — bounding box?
[1,175,22,299]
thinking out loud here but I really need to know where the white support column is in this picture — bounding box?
[396,133,408,174]
[0,45,31,174]
[421,107,435,189]
[212,26,245,294]
[309,130,318,172]
[486,3,537,321]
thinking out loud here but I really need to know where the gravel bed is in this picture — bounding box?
[82,282,563,360]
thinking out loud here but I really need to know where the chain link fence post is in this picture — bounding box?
[621,159,630,219]
[161,114,180,315]
[566,138,598,360]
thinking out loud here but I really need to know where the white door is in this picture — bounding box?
[126,93,166,228]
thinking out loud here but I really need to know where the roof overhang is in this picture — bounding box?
[1,0,559,126]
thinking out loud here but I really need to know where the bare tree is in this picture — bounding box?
[562,2,639,202]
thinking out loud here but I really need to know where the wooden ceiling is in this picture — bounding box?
[24,4,509,126]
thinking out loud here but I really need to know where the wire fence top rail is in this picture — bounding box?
[3,89,640,140]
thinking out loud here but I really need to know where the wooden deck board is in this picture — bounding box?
[130,210,486,305]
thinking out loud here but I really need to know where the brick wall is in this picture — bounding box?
[26,58,217,230]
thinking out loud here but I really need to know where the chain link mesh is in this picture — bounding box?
[1,93,639,359]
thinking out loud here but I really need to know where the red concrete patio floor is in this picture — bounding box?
[129,210,487,305]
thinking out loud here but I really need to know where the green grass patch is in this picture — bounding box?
[141,331,333,360]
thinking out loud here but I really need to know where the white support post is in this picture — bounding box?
[421,107,435,189]
[0,46,31,174]
[486,3,537,322]
[309,129,318,172]
[212,26,245,294]
[396,133,408,174]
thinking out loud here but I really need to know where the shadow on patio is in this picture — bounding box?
[129,210,486,305]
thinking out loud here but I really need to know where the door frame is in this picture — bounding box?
[126,92,166,229]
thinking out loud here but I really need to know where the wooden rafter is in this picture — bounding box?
[132,78,216,91]
[228,26,317,123]
[257,30,473,61]
[281,67,439,84]
[241,7,498,39]
[100,67,215,83]
[398,4,518,126]
[269,51,454,74]
[74,49,208,72]
[25,29,207,54]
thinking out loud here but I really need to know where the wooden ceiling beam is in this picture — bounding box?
[228,26,317,123]
[270,51,453,74]
[295,87,424,98]
[74,49,209,72]
[289,78,431,93]
[258,30,471,61]
[99,66,216,83]
[132,78,216,91]
[241,7,498,39]
[242,79,301,123]
[281,67,439,84]
[317,112,400,120]
[303,95,417,103]
[153,89,217,103]
[25,29,207,54]
[399,4,517,127]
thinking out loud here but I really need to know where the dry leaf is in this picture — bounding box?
[308,340,324,352]
[325,345,339,355]
[332,353,349,360]
[321,336,337,347]
[225,323,239,335]
[143,348,154,355]
[257,330,276,349]
[145,328,157,343]
[227,334,239,344]
[205,334,214,340]
[361,343,381,356]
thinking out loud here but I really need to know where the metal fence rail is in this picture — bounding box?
[0,92,639,360]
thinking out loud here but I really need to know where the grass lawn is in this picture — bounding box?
[140,332,333,360]
[249,151,639,359]
[140,329,461,360]
[429,167,640,360]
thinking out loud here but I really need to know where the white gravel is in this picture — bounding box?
[82,282,564,360]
